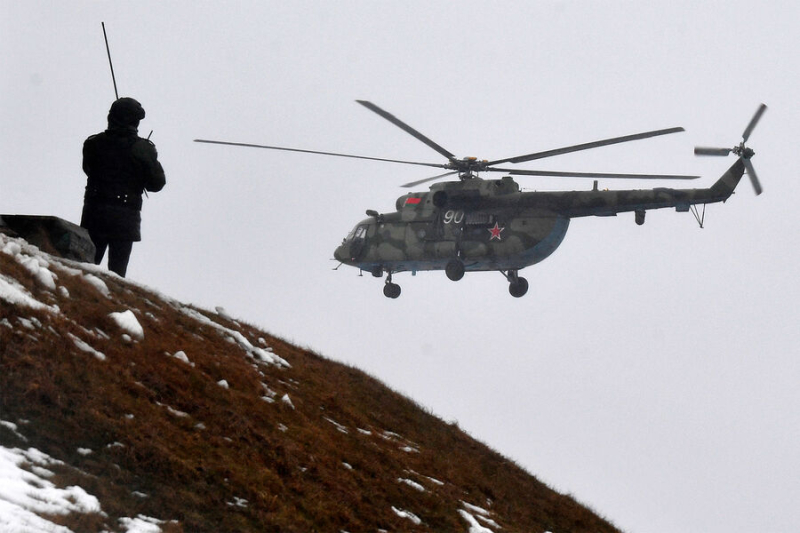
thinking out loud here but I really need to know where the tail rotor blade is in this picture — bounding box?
[695,147,732,156]
[742,103,767,142]
[743,159,763,195]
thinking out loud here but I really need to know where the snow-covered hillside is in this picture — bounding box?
[1,232,616,533]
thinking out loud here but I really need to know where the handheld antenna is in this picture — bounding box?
[102,22,119,100]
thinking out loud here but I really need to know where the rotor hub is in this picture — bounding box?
[731,143,755,160]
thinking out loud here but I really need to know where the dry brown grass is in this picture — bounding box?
[0,245,620,533]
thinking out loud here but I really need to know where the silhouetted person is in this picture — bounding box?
[81,97,165,277]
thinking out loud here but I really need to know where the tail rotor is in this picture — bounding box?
[695,103,766,195]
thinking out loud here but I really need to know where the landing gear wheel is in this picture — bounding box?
[509,277,529,298]
[504,270,529,298]
[383,282,401,299]
[445,259,465,281]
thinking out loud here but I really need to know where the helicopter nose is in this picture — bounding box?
[334,243,347,262]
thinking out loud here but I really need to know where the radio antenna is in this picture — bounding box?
[102,22,119,100]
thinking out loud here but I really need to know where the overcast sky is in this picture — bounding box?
[2,2,798,532]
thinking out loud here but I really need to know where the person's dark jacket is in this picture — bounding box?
[81,125,166,242]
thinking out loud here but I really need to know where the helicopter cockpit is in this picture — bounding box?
[335,221,370,263]
[346,224,368,243]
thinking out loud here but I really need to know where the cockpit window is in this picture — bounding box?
[347,225,368,241]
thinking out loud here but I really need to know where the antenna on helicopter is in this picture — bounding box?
[101,22,119,100]
[695,103,766,195]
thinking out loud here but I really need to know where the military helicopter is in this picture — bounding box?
[196,101,764,298]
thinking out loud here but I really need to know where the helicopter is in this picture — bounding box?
[195,101,765,298]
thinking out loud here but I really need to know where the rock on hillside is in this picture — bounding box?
[0,232,620,533]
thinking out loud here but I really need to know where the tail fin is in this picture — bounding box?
[709,159,746,201]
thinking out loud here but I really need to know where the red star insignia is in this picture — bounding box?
[488,222,504,240]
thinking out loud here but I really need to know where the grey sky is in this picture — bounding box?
[2,2,798,532]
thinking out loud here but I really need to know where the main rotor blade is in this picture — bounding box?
[487,167,700,180]
[356,100,457,161]
[742,103,767,142]
[488,127,686,166]
[193,139,449,170]
[744,159,763,195]
[694,147,732,156]
[401,171,460,188]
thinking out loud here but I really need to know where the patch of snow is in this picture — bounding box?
[119,515,167,533]
[226,496,249,508]
[281,394,295,409]
[16,255,58,290]
[1,240,22,256]
[391,506,422,525]
[215,306,233,320]
[477,514,502,529]
[0,273,54,310]
[49,262,83,277]
[419,473,444,486]
[458,510,495,533]
[177,305,290,368]
[83,273,110,297]
[324,417,349,434]
[68,333,107,361]
[165,406,189,418]
[397,477,426,492]
[172,350,191,364]
[261,382,278,398]
[0,446,103,529]
[0,420,27,442]
[77,448,93,456]
[462,501,491,516]
[109,310,144,341]
[217,379,229,389]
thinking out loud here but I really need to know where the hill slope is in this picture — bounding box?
[0,232,620,533]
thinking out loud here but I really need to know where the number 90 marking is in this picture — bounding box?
[443,210,464,224]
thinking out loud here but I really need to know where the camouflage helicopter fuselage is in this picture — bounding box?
[333,159,745,283]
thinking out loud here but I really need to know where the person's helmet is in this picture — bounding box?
[108,97,146,127]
